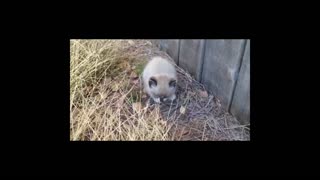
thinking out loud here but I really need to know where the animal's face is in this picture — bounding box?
[148,75,177,102]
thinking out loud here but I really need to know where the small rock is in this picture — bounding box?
[180,106,186,114]
[198,90,208,98]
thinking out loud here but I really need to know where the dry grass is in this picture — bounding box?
[70,39,250,141]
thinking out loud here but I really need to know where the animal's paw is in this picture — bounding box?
[153,97,161,104]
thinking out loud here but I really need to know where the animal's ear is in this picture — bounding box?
[169,79,176,88]
[149,77,157,88]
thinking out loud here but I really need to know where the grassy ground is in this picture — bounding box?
[70,40,250,141]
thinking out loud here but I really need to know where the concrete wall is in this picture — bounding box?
[230,40,250,124]
[157,39,250,124]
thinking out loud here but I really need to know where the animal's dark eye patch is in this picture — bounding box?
[169,80,176,87]
[149,77,157,88]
